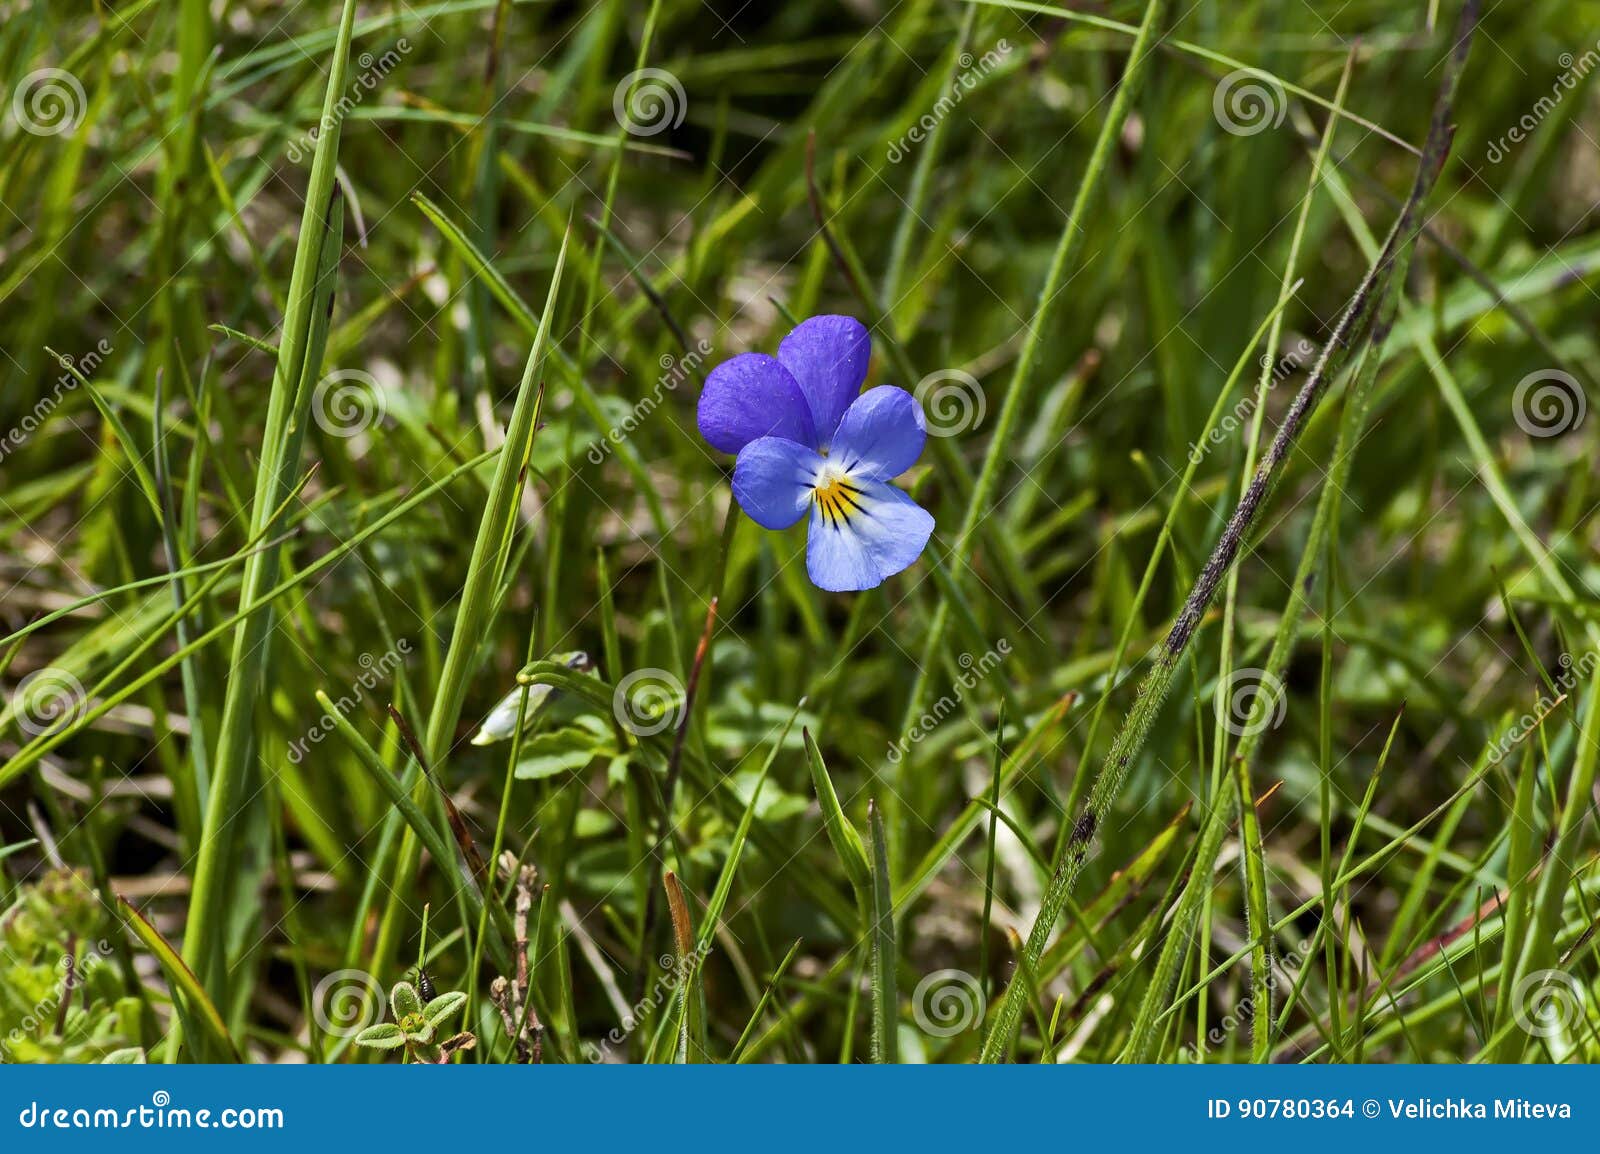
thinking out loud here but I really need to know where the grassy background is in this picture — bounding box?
[2,0,1599,1063]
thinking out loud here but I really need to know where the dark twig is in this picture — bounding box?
[386,703,490,888]
[585,213,692,353]
[804,130,873,306]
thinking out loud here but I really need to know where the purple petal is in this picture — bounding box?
[732,437,822,530]
[777,315,871,446]
[697,354,816,454]
[805,478,934,592]
[829,386,926,481]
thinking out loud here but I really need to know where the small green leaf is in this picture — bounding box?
[422,990,467,1028]
[353,1023,407,1050]
[101,1047,146,1064]
[118,897,242,1063]
[730,769,808,822]
[390,980,423,1021]
[804,729,870,892]
[0,838,39,863]
[514,732,602,780]
[207,323,278,356]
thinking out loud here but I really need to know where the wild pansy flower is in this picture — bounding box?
[697,315,934,592]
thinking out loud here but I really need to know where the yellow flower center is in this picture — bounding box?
[813,471,865,529]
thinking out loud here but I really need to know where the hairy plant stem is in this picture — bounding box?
[980,0,1480,1062]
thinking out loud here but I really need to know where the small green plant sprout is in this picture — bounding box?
[1,869,144,1064]
[354,980,474,1064]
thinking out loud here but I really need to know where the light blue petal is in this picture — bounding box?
[828,386,926,480]
[732,437,823,530]
[777,315,871,446]
[805,478,934,592]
